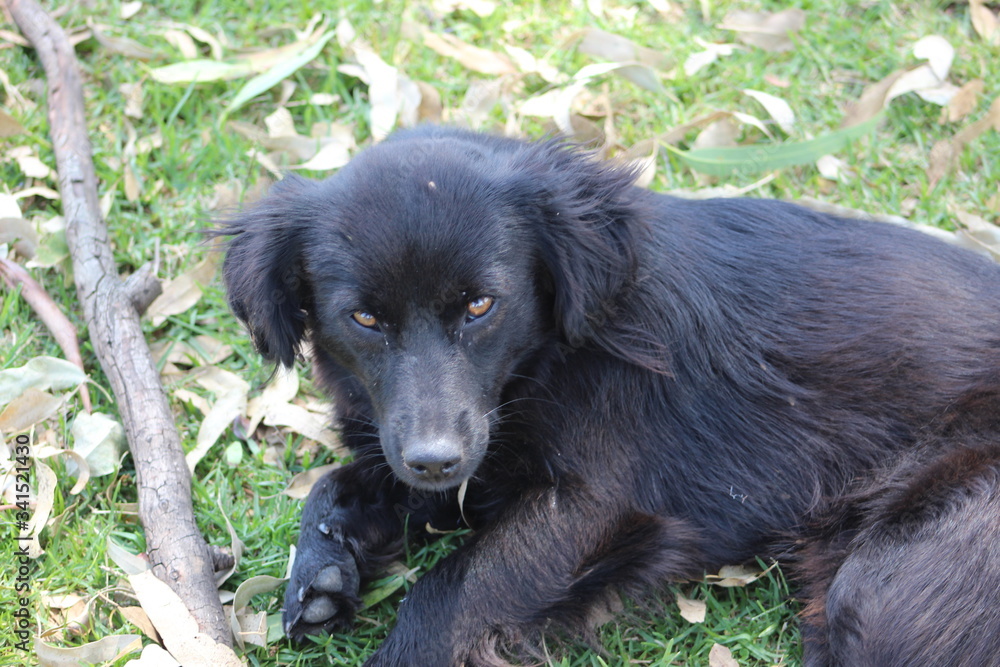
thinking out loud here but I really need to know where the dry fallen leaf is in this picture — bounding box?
[89,22,158,60]
[25,457,56,557]
[145,255,219,327]
[706,562,777,587]
[886,36,956,106]
[927,96,1000,188]
[684,39,739,77]
[708,643,740,667]
[620,139,658,188]
[185,367,250,472]
[0,216,38,257]
[576,27,671,69]
[284,463,343,498]
[842,36,957,128]
[246,365,298,434]
[720,9,806,52]
[416,81,443,123]
[842,69,906,128]
[970,0,1000,44]
[349,47,403,141]
[118,605,161,642]
[693,117,740,150]
[120,1,143,20]
[422,31,517,76]
[947,79,984,123]
[743,89,796,135]
[676,593,706,623]
[503,44,562,83]
[69,411,126,477]
[817,154,852,181]
[7,145,53,179]
[107,542,241,667]
[519,81,587,136]
[35,635,142,666]
[162,28,198,59]
[953,206,1000,261]
[0,387,65,434]
[119,82,144,120]
[0,109,25,137]
[455,78,507,129]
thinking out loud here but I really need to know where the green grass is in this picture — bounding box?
[2,0,998,665]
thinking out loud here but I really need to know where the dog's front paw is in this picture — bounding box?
[283,521,361,640]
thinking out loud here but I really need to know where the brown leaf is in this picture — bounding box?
[659,111,732,145]
[970,0,1000,44]
[953,206,1000,261]
[676,593,706,623]
[422,31,517,76]
[119,82,144,119]
[89,22,158,60]
[118,605,161,642]
[416,81,443,122]
[708,643,740,667]
[503,44,561,83]
[0,109,25,137]
[707,562,777,587]
[947,79,984,123]
[125,568,241,665]
[576,27,670,69]
[927,96,1000,188]
[163,28,199,59]
[693,117,740,149]
[620,139,658,188]
[284,463,342,499]
[720,9,806,52]
[184,367,250,472]
[145,255,219,327]
[0,387,65,433]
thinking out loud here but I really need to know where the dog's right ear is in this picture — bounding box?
[215,175,318,367]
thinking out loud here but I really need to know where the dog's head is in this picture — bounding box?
[219,127,648,490]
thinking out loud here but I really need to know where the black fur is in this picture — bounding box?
[217,126,1000,666]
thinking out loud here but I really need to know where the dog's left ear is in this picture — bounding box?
[215,175,319,367]
[507,142,664,370]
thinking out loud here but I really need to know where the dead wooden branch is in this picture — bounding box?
[8,0,232,647]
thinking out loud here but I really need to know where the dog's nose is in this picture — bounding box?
[403,438,463,479]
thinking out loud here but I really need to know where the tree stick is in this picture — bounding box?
[8,0,231,646]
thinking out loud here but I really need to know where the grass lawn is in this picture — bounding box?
[1,0,998,665]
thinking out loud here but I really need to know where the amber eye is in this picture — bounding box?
[466,296,494,320]
[351,311,378,328]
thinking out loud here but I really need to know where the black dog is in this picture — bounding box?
[219,126,1000,666]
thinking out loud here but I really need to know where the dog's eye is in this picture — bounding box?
[351,311,378,329]
[466,296,494,320]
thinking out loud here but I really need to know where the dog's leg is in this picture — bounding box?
[282,453,458,640]
[364,485,703,666]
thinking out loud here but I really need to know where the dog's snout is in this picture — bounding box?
[403,437,463,480]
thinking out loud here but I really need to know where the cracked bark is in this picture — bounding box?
[8,0,231,646]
